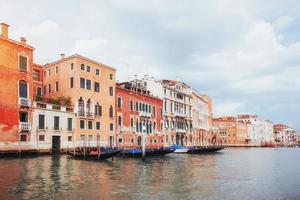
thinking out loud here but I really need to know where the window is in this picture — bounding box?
[48,69,51,76]
[55,66,58,74]
[48,84,51,93]
[70,63,74,70]
[130,100,133,111]
[54,116,59,130]
[78,97,84,116]
[153,106,156,115]
[39,135,45,141]
[109,86,113,96]
[19,54,28,71]
[119,138,122,143]
[67,118,72,131]
[96,122,101,130]
[37,87,42,97]
[109,106,113,118]
[86,66,90,72]
[68,136,72,141]
[43,86,46,95]
[136,102,139,111]
[19,80,28,98]
[55,81,59,92]
[33,70,39,81]
[96,69,100,76]
[130,118,134,127]
[88,121,93,130]
[110,123,113,131]
[20,135,27,142]
[118,116,122,126]
[117,97,122,108]
[95,103,102,116]
[86,79,91,90]
[38,115,45,129]
[43,71,46,78]
[110,74,113,80]
[94,82,100,92]
[81,64,85,71]
[80,120,85,129]
[80,78,85,89]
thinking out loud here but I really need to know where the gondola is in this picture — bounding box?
[119,147,174,157]
[67,149,121,160]
[187,146,224,154]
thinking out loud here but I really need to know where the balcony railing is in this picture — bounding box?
[175,128,187,133]
[139,111,151,118]
[19,122,31,131]
[174,111,187,118]
[78,111,95,119]
[19,98,30,107]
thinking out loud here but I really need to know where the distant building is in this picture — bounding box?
[115,81,163,148]
[273,124,298,147]
[212,116,247,146]
[238,115,274,146]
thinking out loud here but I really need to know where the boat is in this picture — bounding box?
[171,145,189,154]
[119,147,174,157]
[67,148,121,160]
[171,145,224,154]
[187,146,224,154]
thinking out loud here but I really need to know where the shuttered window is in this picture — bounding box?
[19,55,27,71]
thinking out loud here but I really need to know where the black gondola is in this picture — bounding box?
[187,146,224,154]
[119,147,175,157]
[67,149,120,160]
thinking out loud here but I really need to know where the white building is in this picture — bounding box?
[32,101,76,153]
[238,115,274,146]
[142,75,193,146]
[274,124,298,147]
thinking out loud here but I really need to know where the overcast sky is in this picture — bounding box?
[1,0,299,132]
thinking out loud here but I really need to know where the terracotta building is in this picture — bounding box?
[116,81,163,148]
[212,116,247,146]
[43,54,116,148]
[0,23,36,150]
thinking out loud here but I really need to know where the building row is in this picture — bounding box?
[0,23,298,153]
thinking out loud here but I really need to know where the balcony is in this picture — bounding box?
[139,111,151,118]
[19,98,30,107]
[19,122,31,131]
[174,111,187,118]
[78,111,95,119]
[175,128,187,133]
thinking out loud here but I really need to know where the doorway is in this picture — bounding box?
[52,136,61,153]
[109,136,113,147]
[137,136,141,147]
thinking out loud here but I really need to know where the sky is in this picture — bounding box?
[1,0,299,132]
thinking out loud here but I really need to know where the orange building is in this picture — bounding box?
[116,81,163,148]
[0,23,38,150]
[43,54,116,147]
[212,116,247,146]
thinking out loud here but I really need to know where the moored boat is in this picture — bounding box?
[119,147,174,157]
[67,148,120,160]
[187,146,224,154]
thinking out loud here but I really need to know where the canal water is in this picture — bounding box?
[0,148,300,200]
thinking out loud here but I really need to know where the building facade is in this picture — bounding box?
[0,23,36,151]
[116,81,163,148]
[142,76,193,146]
[274,124,298,147]
[43,54,116,148]
[213,116,248,146]
[238,115,274,146]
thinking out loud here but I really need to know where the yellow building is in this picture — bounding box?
[43,54,116,148]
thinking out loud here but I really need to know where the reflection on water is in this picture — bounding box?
[0,148,300,200]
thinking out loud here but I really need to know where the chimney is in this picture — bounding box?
[60,53,65,59]
[1,23,9,39]
[20,37,27,45]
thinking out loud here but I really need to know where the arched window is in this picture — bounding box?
[78,97,84,116]
[95,102,102,116]
[118,116,122,126]
[109,105,113,118]
[87,99,91,115]
[117,97,122,108]
[19,80,28,98]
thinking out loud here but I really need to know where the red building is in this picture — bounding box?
[116,81,163,148]
[0,23,43,151]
